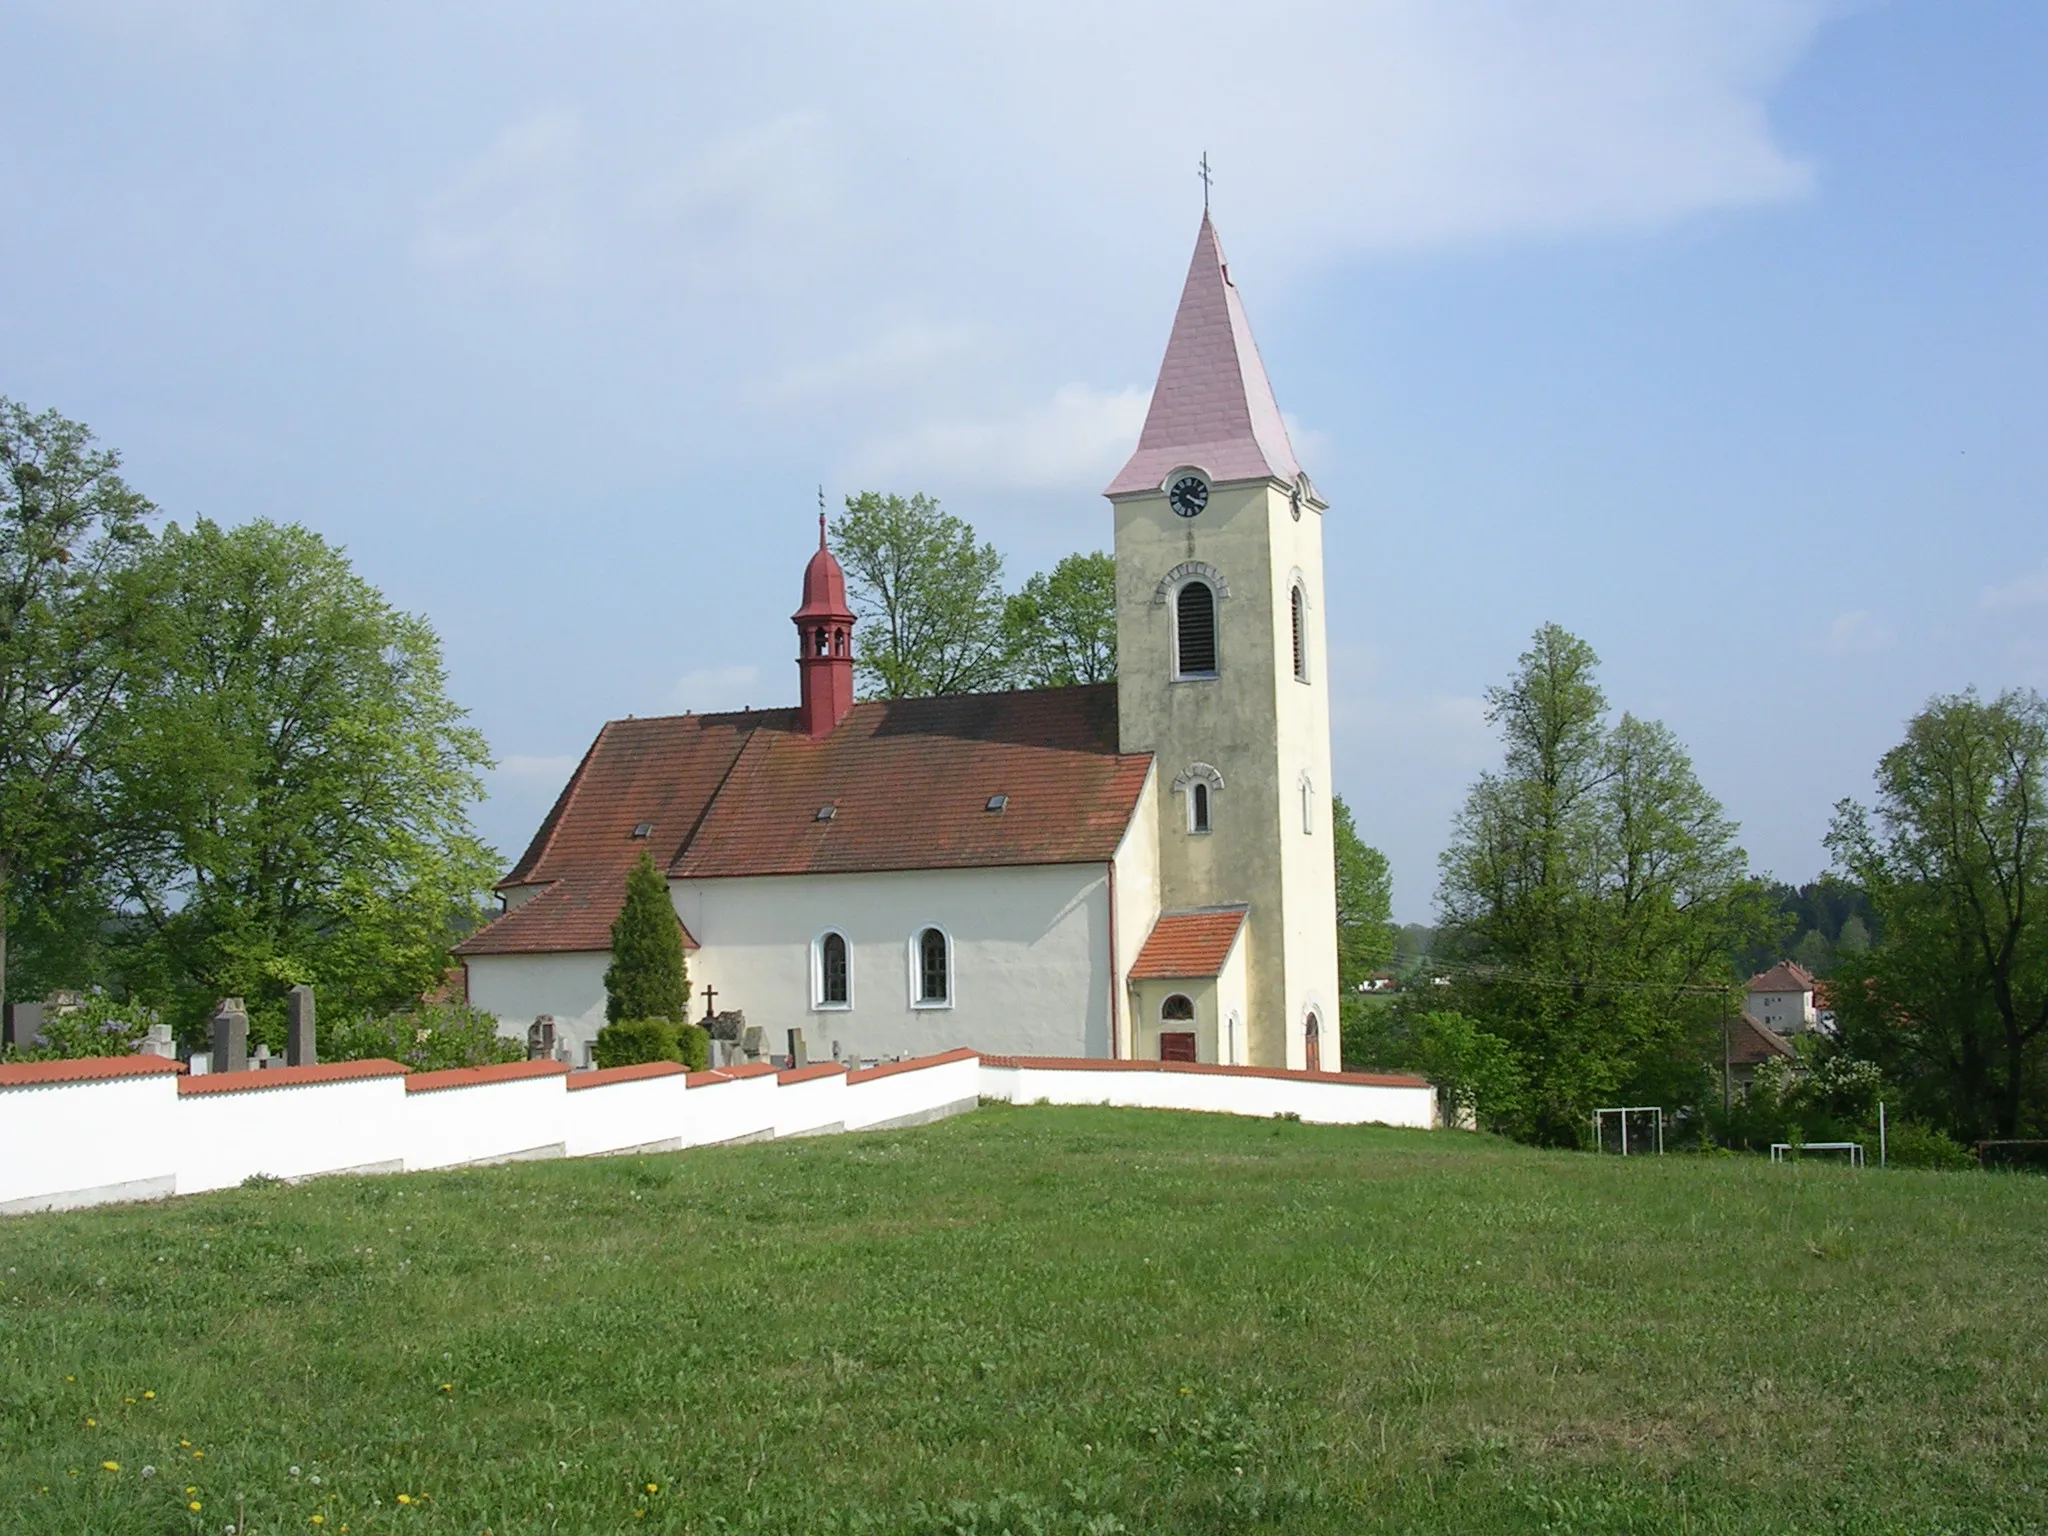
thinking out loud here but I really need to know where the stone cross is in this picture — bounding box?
[210,998,249,1075]
[286,984,317,1067]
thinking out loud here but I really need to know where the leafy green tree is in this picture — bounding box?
[1331,793,1393,988]
[1002,551,1116,688]
[1828,688,2048,1139]
[833,492,1008,697]
[104,518,497,1040]
[604,850,690,1025]
[0,399,154,1004]
[1436,623,1768,1143]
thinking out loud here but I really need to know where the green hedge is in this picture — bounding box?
[594,1018,710,1072]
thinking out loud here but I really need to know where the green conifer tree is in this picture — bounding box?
[603,851,690,1025]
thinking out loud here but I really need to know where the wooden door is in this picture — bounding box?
[1160,1031,1197,1063]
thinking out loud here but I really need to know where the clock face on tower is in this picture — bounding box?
[1168,474,1210,519]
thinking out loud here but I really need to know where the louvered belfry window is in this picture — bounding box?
[1291,585,1307,681]
[1176,581,1217,676]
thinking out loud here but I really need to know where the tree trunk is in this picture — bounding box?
[0,848,10,1011]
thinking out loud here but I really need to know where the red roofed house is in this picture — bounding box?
[458,212,1340,1073]
[1747,960,1820,1035]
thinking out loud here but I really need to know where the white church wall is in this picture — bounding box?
[1110,770,1162,1060]
[464,950,610,1063]
[671,863,1112,1062]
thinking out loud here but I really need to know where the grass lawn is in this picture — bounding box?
[2,1105,2044,1535]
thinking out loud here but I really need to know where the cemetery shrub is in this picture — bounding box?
[604,851,690,1025]
[323,1001,521,1072]
[677,1021,711,1072]
[24,992,161,1059]
[593,1016,681,1070]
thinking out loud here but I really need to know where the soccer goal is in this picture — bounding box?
[1594,1105,1664,1156]
[1771,1141,1865,1168]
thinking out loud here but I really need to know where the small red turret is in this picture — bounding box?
[793,513,856,739]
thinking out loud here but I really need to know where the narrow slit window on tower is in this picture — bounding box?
[1175,580,1217,676]
[1291,585,1308,682]
[1190,780,1211,834]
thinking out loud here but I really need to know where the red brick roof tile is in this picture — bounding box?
[1728,1012,1798,1066]
[177,1059,407,1096]
[1129,906,1248,980]
[1748,961,1817,994]
[459,685,1152,955]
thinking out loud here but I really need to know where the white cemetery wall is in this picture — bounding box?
[402,1061,572,1170]
[175,1065,409,1192]
[0,1061,182,1213]
[562,1063,694,1157]
[842,1049,981,1131]
[977,1059,1434,1129]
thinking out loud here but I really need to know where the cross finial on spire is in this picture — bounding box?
[818,485,828,547]
[1198,152,1213,212]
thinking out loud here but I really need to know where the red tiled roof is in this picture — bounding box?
[0,1054,183,1089]
[1728,1012,1798,1066]
[1129,906,1249,980]
[459,685,1152,955]
[1748,961,1817,994]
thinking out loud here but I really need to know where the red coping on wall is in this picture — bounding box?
[405,1058,572,1094]
[843,1047,979,1085]
[0,1054,185,1089]
[978,1055,1429,1089]
[178,1059,409,1096]
[565,1060,687,1091]
[775,1062,848,1086]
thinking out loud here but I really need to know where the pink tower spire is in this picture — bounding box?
[793,510,856,739]
[1106,213,1301,497]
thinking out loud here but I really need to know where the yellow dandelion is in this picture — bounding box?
[142,1390,156,1400]
[84,1417,96,1428]
[101,1461,120,1472]
[179,1439,191,1447]
[311,1518,325,1527]
[645,1482,659,1494]
[193,1450,204,1459]
[439,1383,453,1393]
[124,1397,136,1404]
[186,1486,197,1495]
[65,1375,76,1383]
[396,1493,412,1505]
[189,1500,202,1512]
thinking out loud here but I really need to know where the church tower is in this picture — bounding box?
[1107,214,1339,1070]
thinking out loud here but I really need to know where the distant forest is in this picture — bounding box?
[1389,875,1876,982]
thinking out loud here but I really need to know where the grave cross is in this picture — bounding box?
[701,985,718,1023]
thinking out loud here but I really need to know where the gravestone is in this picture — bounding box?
[739,1024,766,1063]
[251,1043,273,1070]
[706,1008,745,1043]
[210,998,249,1075]
[139,1023,176,1059]
[286,984,317,1066]
[786,1028,808,1069]
[2,1002,45,1051]
[527,1015,557,1061]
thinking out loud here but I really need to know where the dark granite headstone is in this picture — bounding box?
[210,998,249,1075]
[286,984,317,1066]
[2,1002,45,1051]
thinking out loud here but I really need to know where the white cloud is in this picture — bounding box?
[1825,610,1894,654]
[416,108,584,281]
[847,384,1151,492]
[1982,562,2048,609]
[496,753,580,782]
[672,664,761,712]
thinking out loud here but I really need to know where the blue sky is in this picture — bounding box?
[3,1,2042,921]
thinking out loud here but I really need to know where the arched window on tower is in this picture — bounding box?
[1175,580,1217,678]
[1291,584,1308,683]
[1300,773,1315,835]
[1191,781,1211,834]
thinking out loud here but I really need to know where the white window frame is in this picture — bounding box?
[1299,770,1315,835]
[908,923,955,1010]
[811,927,853,1011]
[1173,763,1224,836]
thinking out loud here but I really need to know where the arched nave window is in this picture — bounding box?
[814,930,850,1008]
[912,926,952,1007]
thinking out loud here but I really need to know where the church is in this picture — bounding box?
[456,212,1341,1073]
